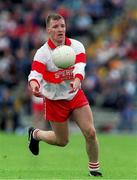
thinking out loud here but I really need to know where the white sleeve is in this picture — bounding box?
[72,40,86,79]
[73,63,86,79]
[28,70,43,84]
[28,48,46,84]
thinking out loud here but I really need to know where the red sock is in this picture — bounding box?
[88,162,100,171]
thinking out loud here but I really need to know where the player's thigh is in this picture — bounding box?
[50,121,69,141]
[72,105,95,135]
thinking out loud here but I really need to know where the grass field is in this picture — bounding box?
[0,132,137,179]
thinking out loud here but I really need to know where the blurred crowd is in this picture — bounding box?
[0,0,136,133]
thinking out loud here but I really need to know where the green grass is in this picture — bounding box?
[0,132,137,179]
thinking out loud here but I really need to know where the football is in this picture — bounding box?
[52,45,76,68]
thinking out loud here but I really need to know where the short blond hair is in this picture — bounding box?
[46,13,64,27]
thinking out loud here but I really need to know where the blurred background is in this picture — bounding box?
[0,0,137,134]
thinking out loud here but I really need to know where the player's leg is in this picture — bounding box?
[72,105,98,162]
[28,97,71,155]
[34,121,69,146]
[28,120,69,155]
[72,104,102,176]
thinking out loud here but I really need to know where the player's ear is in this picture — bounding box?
[46,27,50,34]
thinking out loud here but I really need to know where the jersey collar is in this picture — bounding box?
[48,37,71,49]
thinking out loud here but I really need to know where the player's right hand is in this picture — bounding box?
[29,80,43,97]
[32,86,43,97]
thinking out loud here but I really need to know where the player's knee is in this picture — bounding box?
[84,127,96,140]
[57,138,69,147]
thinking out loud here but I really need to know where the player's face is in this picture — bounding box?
[47,18,66,45]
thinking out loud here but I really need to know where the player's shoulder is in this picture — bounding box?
[34,42,50,61]
[70,38,84,46]
[70,38,85,53]
[36,42,49,55]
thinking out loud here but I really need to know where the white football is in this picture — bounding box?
[52,45,76,68]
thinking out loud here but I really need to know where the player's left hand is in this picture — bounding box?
[69,77,81,93]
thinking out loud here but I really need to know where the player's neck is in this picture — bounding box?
[52,39,65,47]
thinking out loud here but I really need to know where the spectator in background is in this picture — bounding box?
[85,0,104,23]
[82,68,100,106]
[74,9,93,36]
[15,48,31,81]
[117,88,135,132]
[0,88,20,132]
